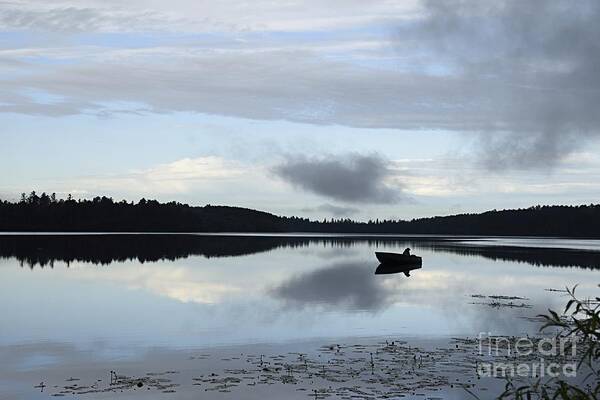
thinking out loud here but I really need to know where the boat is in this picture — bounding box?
[375,251,422,265]
[375,263,422,276]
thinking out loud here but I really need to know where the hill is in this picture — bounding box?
[1,191,600,237]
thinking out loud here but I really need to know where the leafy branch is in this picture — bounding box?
[500,284,600,400]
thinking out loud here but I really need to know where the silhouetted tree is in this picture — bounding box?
[1,192,600,236]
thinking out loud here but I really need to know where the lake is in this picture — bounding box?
[1,234,599,399]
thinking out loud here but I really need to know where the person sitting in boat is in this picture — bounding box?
[403,248,411,256]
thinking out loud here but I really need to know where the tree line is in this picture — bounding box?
[1,191,600,237]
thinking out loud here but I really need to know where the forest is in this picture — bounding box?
[1,191,600,237]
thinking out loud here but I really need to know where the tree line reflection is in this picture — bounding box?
[0,234,598,269]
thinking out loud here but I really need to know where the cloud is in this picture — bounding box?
[0,7,161,32]
[0,1,420,33]
[61,156,247,195]
[0,45,470,128]
[272,153,405,204]
[2,0,599,173]
[270,261,393,311]
[411,0,600,169]
[301,203,360,217]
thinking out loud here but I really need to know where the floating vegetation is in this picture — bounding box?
[190,339,482,398]
[469,294,531,309]
[488,295,529,301]
[47,370,180,396]
[471,301,533,309]
[42,332,588,399]
[470,294,487,299]
[470,294,529,301]
[44,339,490,398]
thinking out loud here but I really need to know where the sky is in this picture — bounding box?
[1,0,600,220]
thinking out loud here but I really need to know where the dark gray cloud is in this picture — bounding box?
[273,153,404,204]
[413,0,600,169]
[270,261,393,311]
[301,203,360,217]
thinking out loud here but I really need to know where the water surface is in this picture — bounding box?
[1,234,599,398]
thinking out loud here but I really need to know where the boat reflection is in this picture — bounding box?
[375,263,422,277]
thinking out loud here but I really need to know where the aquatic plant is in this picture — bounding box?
[499,285,600,400]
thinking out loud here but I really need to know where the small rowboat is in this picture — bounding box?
[375,252,422,265]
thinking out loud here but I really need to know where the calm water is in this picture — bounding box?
[1,234,599,348]
[0,234,599,398]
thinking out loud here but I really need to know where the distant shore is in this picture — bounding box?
[2,192,600,237]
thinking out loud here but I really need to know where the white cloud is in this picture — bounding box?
[142,157,245,182]
[0,0,422,33]
[0,43,496,129]
[387,153,600,200]
[60,156,249,195]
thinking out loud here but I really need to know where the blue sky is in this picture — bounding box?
[1,0,600,220]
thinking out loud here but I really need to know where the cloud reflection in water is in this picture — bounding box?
[270,261,401,312]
